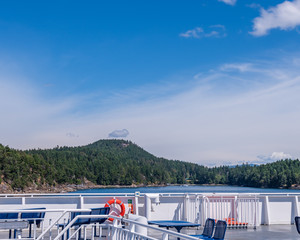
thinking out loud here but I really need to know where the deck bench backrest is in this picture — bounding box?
[89,207,110,224]
[70,210,91,226]
[0,213,18,220]
[20,207,46,227]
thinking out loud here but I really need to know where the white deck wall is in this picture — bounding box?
[0,193,300,227]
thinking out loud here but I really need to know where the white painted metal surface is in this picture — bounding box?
[0,192,300,239]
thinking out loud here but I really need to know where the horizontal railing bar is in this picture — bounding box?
[1,192,300,199]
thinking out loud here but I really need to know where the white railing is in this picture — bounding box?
[1,192,300,230]
[200,195,259,228]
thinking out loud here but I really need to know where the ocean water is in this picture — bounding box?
[73,185,300,194]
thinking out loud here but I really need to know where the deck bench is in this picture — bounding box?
[0,208,46,239]
[0,220,29,239]
[20,208,46,238]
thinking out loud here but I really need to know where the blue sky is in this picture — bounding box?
[1,0,300,165]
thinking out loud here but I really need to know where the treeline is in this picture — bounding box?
[224,160,300,188]
[0,139,300,191]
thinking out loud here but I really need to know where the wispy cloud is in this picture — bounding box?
[180,27,204,39]
[218,0,237,6]
[180,25,226,39]
[220,63,253,72]
[66,132,79,138]
[251,0,300,36]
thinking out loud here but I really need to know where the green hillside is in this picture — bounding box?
[0,140,208,191]
[26,139,209,186]
[0,139,300,192]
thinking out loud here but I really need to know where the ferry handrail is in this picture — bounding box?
[54,215,200,240]
[34,209,90,240]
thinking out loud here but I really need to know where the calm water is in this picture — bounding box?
[74,185,300,194]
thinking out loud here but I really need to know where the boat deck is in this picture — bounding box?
[180,224,300,240]
[146,224,300,240]
[0,224,298,239]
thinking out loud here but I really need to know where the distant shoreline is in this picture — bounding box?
[1,183,210,194]
[1,183,167,194]
[2,182,300,194]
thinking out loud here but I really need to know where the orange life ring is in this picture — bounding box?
[104,198,126,222]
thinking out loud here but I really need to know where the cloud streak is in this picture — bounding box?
[220,63,253,72]
[218,0,237,6]
[251,0,300,36]
[180,25,226,39]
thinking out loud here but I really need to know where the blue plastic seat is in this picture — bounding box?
[295,216,300,234]
[212,220,227,240]
[190,218,215,239]
[192,220,227,240]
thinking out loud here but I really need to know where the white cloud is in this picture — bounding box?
[257,152,292,163]
[108,129,129,138]
[218,0,237,6]
[180,25,226,39]
[251,0,300,36]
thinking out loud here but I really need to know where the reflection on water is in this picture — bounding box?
[73,185,300,194]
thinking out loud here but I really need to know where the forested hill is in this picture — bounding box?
[0,139,208,191]
[26,139,208,186]
[0,139,300,192]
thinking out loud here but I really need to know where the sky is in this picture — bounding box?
[1,0,300,166]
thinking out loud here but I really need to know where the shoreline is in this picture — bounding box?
[1,183,220,194]
[1,182,300,194]
[0,182,169,194]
